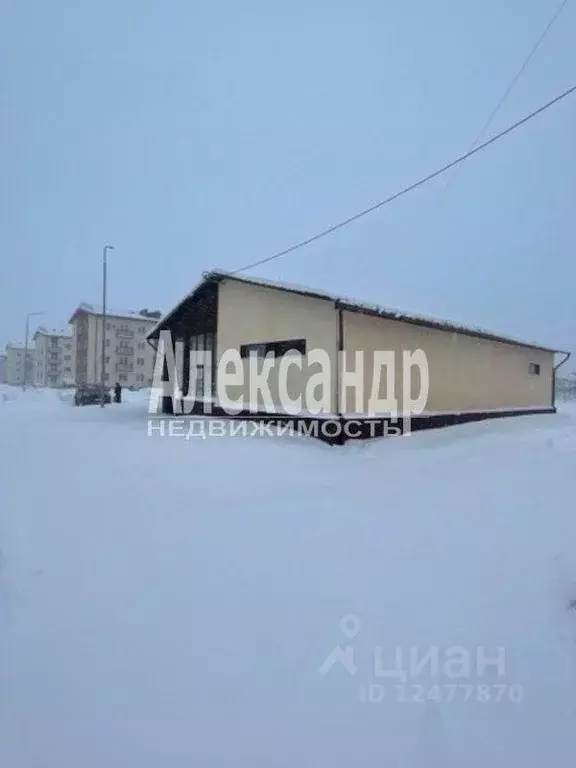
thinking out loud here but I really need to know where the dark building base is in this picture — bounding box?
[157,398,556,445]
[336,407,556,444]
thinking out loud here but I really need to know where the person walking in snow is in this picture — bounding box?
[114,381,122,404]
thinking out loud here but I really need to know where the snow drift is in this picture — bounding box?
[1,390,575,767]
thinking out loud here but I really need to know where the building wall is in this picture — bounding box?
[167,278,556,418]
[4,346,35,386]
[0,354,6,383]
[34,333,74,387]
[216,279,339,412]
[341,310,554,414]
[73,312,157,388]
[74,314,101,385]
[214,280,555,415]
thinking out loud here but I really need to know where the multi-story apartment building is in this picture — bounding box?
[4,343,35,386]
[69,304,158,388]
[33,328,75,387]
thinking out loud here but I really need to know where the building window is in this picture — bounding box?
[106,338,110,347]
[116,325,134,339]
[137,357,145,366]
[64,355,71,361]
[529,363,541,376]
[119,374,128,382]
[138,342,145,350]
[240,339,307,359]
[105,356,110,363]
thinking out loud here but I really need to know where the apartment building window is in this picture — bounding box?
[50,338,58,347]
[137,357,145,366]
[106,339,110,347]
[119,374,128,382]
[116,325,134,340]
[116,358,133,373]
[116,341,134,355]
[529,363,541,376]
[64,355,71,361]
[105,356,110,363]
[138,342,145,350]
[138,326,146,334]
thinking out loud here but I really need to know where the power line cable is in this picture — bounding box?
[230,83,576,275]
[441,0,571,192]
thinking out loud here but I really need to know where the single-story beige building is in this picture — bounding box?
[147,270,570,442]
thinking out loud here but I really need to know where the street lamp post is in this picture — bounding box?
[100,245,114,407]
[23,311,43,391]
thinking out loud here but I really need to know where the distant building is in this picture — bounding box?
[4,343,35,386]
[69,303,158,388]
[33,327,75,387]
[0,353,6,383]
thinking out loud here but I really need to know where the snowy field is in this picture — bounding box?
[1,385,576,767]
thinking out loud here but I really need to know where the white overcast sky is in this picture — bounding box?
[1,0,574,367]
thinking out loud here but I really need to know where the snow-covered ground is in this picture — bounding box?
[1,385,576,767]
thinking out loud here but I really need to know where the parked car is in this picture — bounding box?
[74,384,111,406]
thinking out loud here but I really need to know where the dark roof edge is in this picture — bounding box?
[146,273,220,339]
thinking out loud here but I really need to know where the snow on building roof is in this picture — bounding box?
[209,270,338,302]
[5,342,35,352]
[148,269,565,354]
[69,303,159,324]
[33,327,72,339]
